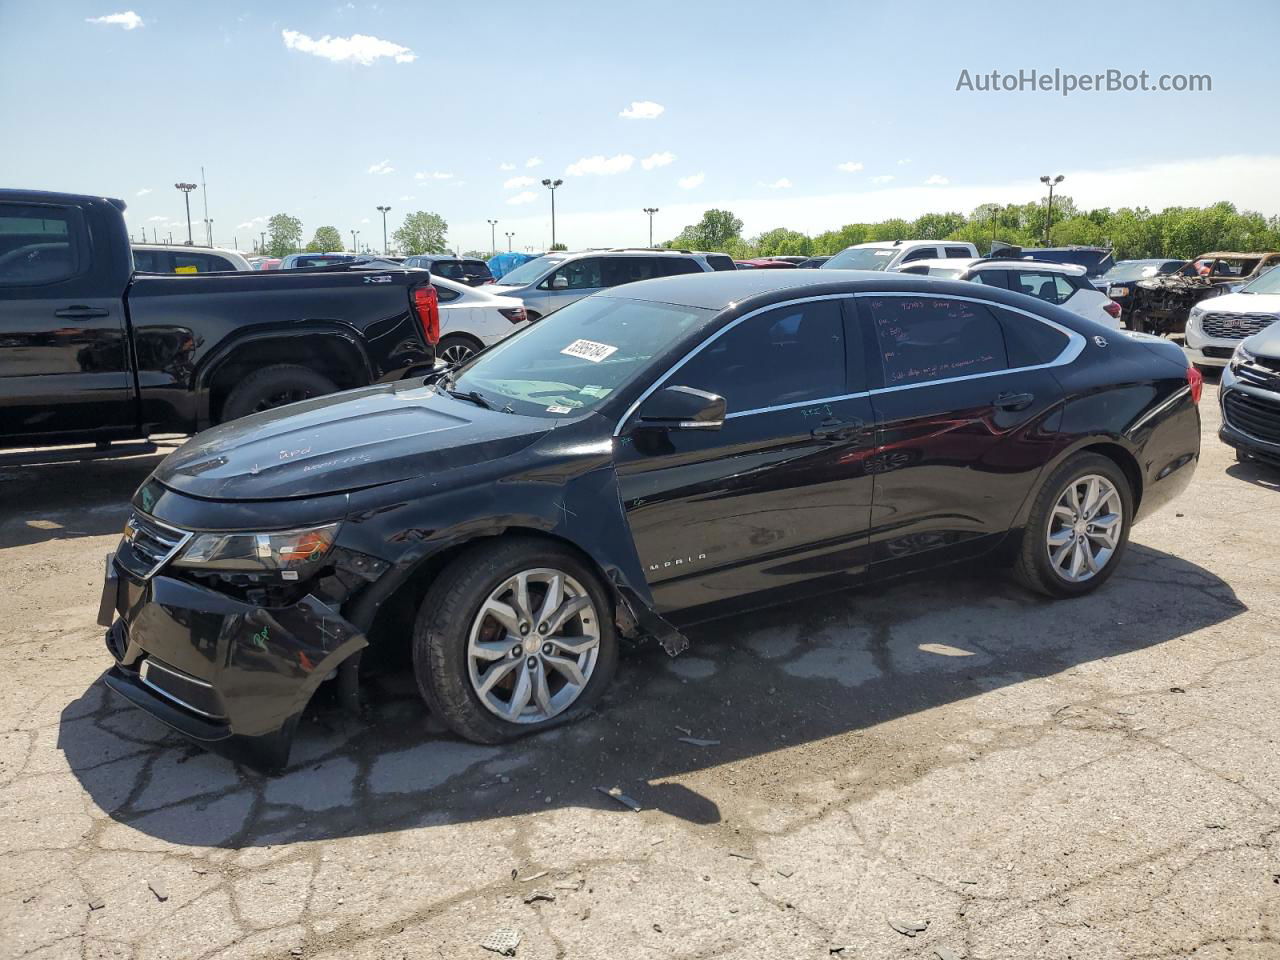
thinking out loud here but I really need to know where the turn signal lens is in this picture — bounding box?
[1186,364,1203,405]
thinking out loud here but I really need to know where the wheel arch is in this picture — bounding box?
[1013,437,1145,531]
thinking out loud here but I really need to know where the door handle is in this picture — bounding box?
[54,306,111,319]
[994,391,1035,412]
[811,417,867,442]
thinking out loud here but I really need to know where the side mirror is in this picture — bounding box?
[550,275,569,290]
[636,385,725,431]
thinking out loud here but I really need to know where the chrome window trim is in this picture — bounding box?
[139,659,223,719]
[614,291,1084,434]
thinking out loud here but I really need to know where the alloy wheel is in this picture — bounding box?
[1045,474,1124,583]
[466,568,600,724]
[440,342,476,365]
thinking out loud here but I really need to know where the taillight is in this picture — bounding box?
[1186,363,1203,404]
[412,284,440,345]
[499,306,527,324]
[1103,300,1122,319]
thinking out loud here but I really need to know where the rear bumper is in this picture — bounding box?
[100,556,366,772]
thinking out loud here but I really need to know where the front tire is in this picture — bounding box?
[412,538,618,744]
[1014,452,1134,598]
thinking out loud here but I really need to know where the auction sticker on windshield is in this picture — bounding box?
[561,339,618,363]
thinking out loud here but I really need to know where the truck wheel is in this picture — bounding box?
[437,334,483,366]
[1013,452,1134,598]
[219,364,338,422]
[412,537,618,744]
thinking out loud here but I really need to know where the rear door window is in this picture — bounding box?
[899,246,939,264]
[705,253,736,272]
[651,257,703,277]
[601,257,658,286]
[969,269,1009,288]
[546,257,603,290]
[173,252,234,273]
[0,203,84,286]
[132,249,166,272]
[1011,270,1074,305]
[944,246,974,258]
[865,296,1009,387]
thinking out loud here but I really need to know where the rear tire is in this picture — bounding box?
[412,537,618,744]
[437,334,483,366]
[219,363,337,422]
[1013,452,1134,598]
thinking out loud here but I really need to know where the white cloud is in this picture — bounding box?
[897,158,912,165]
[871,175,895,184]
[619,100,664,120]
[758,178,792,190]
[504,176,536,190]
[367,159,394,175]
[360,217,370,224]
[147,216,165,222]
[235,215,268,230]
[507,191,538,206]
[641,152,675,170]
[281,29,415,65]
[414,171,453,180]
[836,161,863,173]
[86,11,143,30]
[499,162,516,171]
[924,174,950,185]
[525,157,543,168]
[678,172,705,190]
[398,194,415,201]
[567,154,635,176]
[135,188,151,196]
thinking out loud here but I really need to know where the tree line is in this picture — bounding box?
[664,199,1280,261]
[262,211,451,258]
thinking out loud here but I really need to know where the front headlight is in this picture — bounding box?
[173,522,340,575]
[1230,342,1255,371]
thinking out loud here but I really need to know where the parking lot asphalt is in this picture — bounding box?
[0,380,1277,960]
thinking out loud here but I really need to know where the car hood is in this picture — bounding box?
[154,379,553,501]
[1200,292,1280,315]
[1245,322,1280,359]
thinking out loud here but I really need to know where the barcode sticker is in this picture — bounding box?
[561,339,618,363]
[546,404,574,414]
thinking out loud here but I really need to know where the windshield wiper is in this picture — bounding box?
[447,388,492,409]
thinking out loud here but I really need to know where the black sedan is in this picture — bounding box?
[98,270,1202,770]
[1219,324,1280,467]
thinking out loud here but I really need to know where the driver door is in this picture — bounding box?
[615,297,877,618]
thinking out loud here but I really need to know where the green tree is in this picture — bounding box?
[305,226,343,253]
[754,228,812,257]
[392,211,448,255]
[667,209,744,251]
[550,242,568,251]
[266,213,303,258]
[912,211,966,240]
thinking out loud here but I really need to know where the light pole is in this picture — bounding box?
[643,207,659,247]
[540,178,563,249]
[487,219,498,256]
[1040,174,1065,244]
[205,219,213,247]
[376,205,391,254]
[174,182,197,245]
[351,229,360,254]
[505,231,515,252]
[259,231,266,254]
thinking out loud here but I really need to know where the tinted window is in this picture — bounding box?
[899,246,938,264]
[547,257,603,290]
[294,255,350,268]
[653,257,703,277]
[1011,270,1075,305]
[173,253,234,273]
[601,257,658,286]
[432,282,462,303]
[0,203,81,286]
[969,269,1007,287]
[866,296,1008,387]
[431,260,467,280]
[944,246,974,258]
[674,300,846,414]
[993,307,1070,367]
[705,254,736,272]
[132,249,165,272]
[463,260,494,280]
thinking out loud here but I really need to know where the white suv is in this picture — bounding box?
[897,258,1123,329]
[1185,266,1280,368]
[820,239,979,272]
[489,248,728,319]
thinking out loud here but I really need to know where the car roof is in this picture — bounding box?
[133,243,245,255]
[906,258,1087,276]
[848,239,966,250]
[1195,251,1279,259]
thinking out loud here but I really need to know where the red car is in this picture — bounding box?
[739,257,799,269]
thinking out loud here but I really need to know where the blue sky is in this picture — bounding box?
[2,1,1278,254]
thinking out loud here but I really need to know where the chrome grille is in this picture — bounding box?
[1236,360,1280,391]
[1200,311,1278,340]
[122,512,191,578]
[1223,390,1280,445]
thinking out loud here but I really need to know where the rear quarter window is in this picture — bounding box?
[706,254,736,272]
[993,306,1071,367]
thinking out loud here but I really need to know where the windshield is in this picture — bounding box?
[495,255,563,286]
[1241,264,1280,294]
[821,246,897,270]
[452,295,713,418]
[1100,261,1164,283]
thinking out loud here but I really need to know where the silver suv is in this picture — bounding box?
[489,248,732,319]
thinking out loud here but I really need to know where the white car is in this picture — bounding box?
[896,258,1123,329]
[432,274,530,364]
[131,243,251,272]
[820,239,979,272]
[1184,266,1280,368]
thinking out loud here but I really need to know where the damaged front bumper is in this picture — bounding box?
[99,554,366,772]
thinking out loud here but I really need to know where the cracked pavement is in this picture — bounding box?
[1,382,1277,959]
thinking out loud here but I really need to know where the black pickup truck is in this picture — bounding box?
[0,189,439,454]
